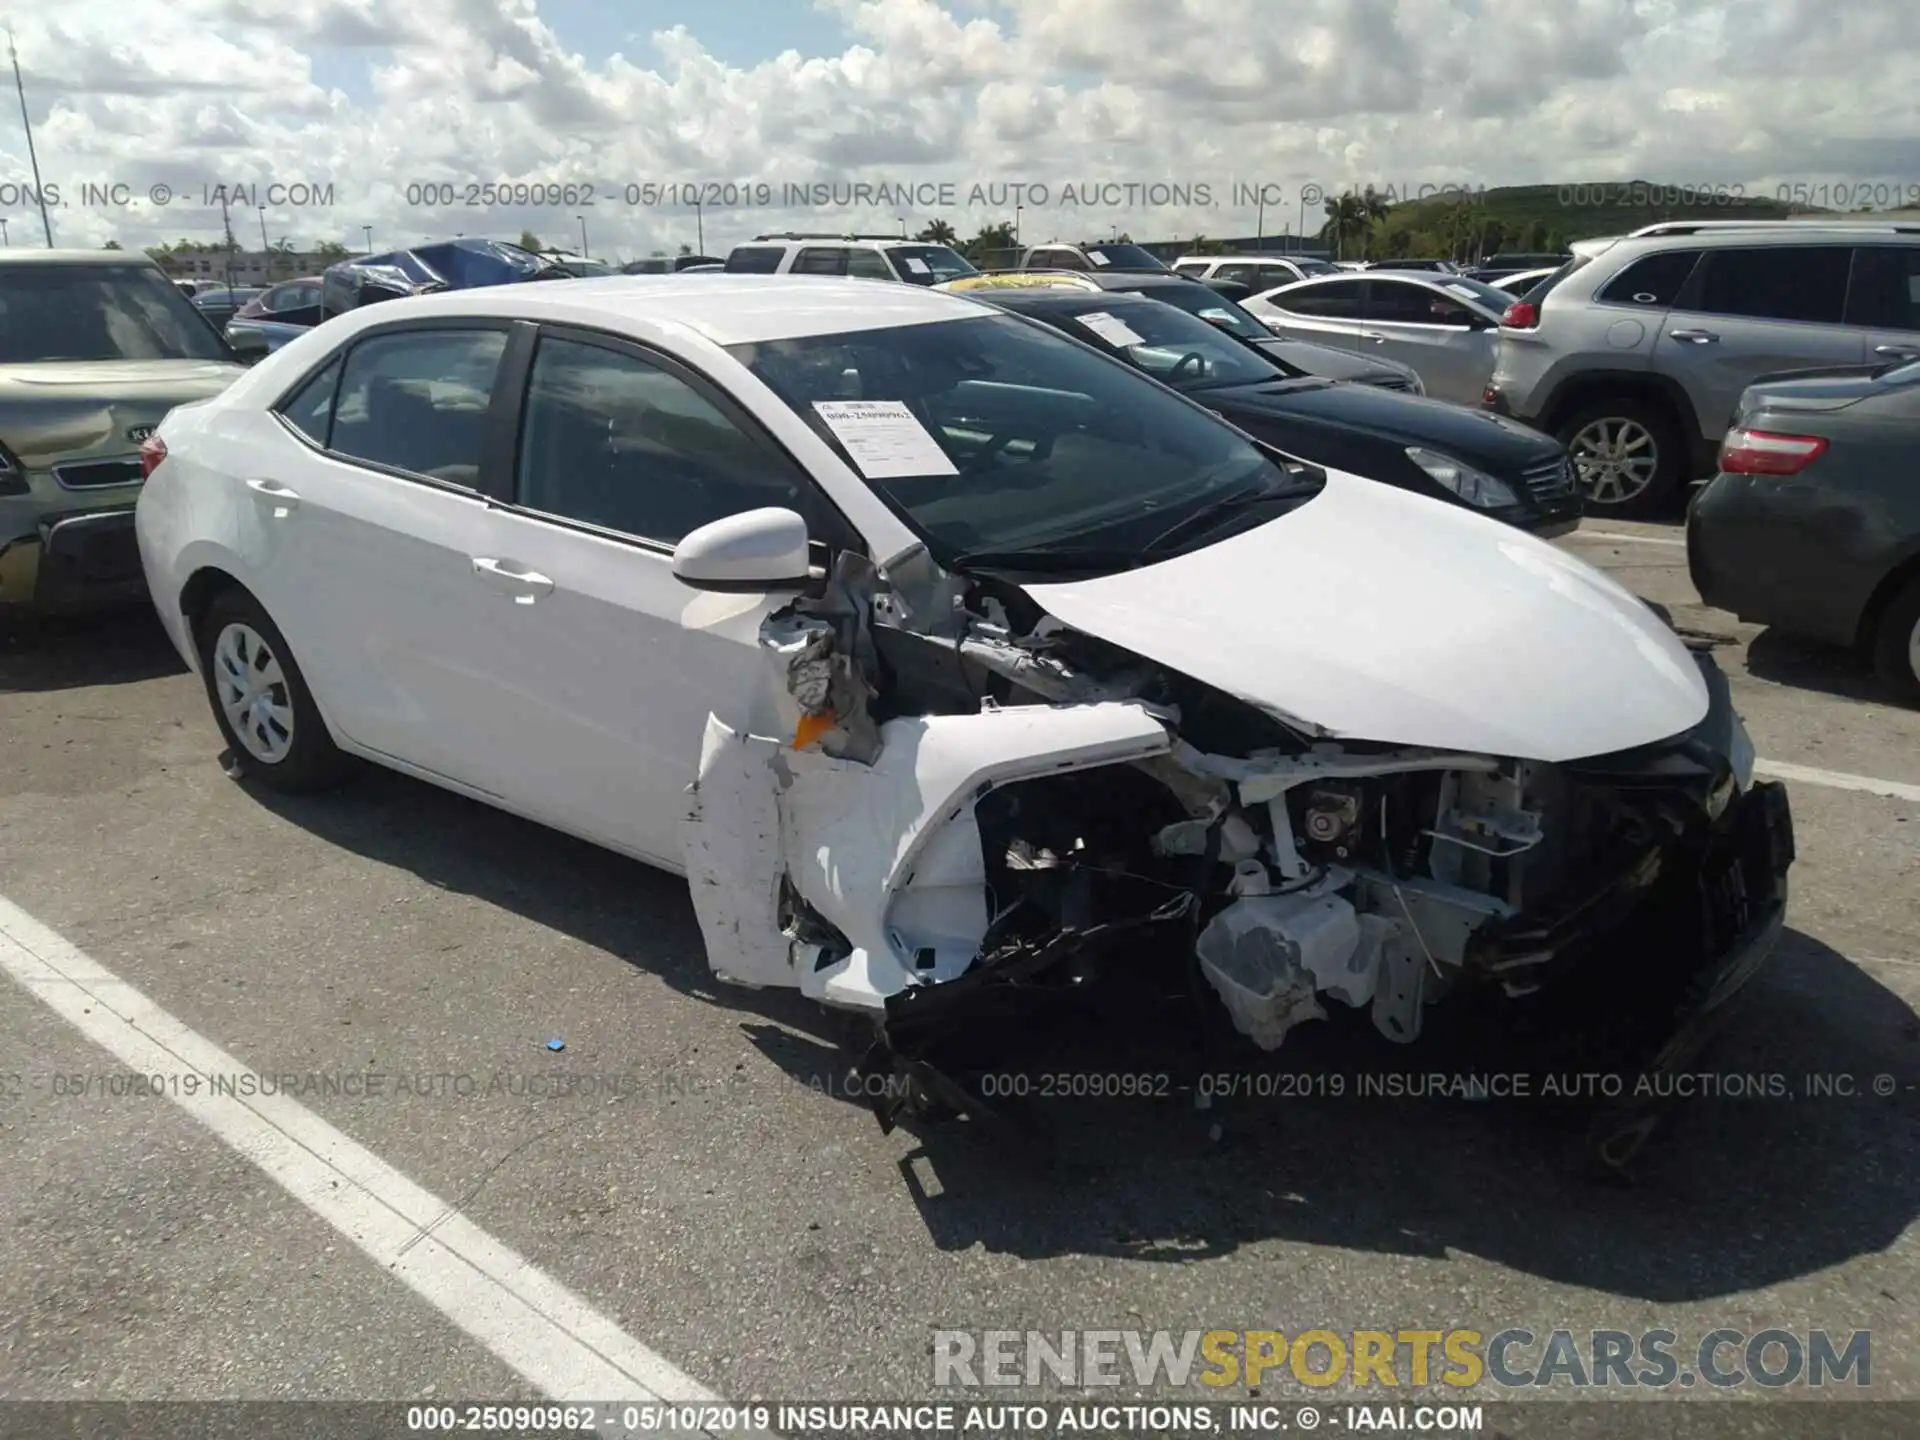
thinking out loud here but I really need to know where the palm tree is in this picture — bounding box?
[1320,195,1367,260]
[965,221,1018,267]
[1358,185,1391,258]
[915,218,958,245]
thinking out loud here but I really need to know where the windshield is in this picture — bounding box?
[887,245,978,285]
[1081,243,1170,271]
[1118,282,1271,341]
[728,313,1315,568]
[1050,300,1289,390]
[0,264,233,364]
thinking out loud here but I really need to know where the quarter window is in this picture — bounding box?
[326,329,507,486]
[1846,247,1920,332]
[278,357,343,445]
[723,246,785,274]
[845,248,895,280]
[792,248,848,276]
[1596,250,1702,307]
[515,336,811,547]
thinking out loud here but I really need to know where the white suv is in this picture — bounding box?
[722,234,978,286]
[1172,253,1339,289]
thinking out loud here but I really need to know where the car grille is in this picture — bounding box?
[51,456,143,490]
[1517,454,1577,501]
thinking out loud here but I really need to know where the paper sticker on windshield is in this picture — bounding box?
[1074,311,1147,348]
[902,257,930,274]
[1199,308,1234,322]
[812,400,959,479]
[1442,283,1482,301]
[1088,251,1111,266]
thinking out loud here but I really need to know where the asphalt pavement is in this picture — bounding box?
[1,517,1916,1428]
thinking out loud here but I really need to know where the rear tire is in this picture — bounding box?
[1870,573,1920,704]
[1557,397,1687,518]
[194,588,357,792]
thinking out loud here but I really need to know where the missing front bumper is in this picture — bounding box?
[0,508,148,613]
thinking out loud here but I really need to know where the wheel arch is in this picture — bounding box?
[1541,369,1703,446]
[1856,545,1920,653]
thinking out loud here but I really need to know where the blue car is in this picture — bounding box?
[319,237,572,317]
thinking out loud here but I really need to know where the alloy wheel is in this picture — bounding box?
[1568,417,1661,506]
[212,621,295,764]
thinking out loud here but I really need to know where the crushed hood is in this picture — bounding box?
[1023,470,1708,763]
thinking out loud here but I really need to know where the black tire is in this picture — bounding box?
[1870,572,1920,704]
[193,587,357,792]
[1556,396,1687,518]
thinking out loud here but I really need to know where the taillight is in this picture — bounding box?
[1500,300,1539,328]
[139,434,168,479]
[1719,427,1828,476]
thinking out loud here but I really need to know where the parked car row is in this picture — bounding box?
[125,272,1795,1170]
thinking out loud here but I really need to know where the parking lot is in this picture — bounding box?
[2,516,1917,1422]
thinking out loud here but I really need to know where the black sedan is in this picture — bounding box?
[1688,359,1920,699]
[971,288,1583,536]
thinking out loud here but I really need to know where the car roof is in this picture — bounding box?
[328,273,989,345]
[0,249,163,268]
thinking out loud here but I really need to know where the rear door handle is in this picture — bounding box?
[1358,331,1388,343]
[471,556,555,603]
[1669,328,1720,344]
[244,478,299,515]
[1874,343,1920,359]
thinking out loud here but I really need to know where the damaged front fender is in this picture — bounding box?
[682,702,1172,1010]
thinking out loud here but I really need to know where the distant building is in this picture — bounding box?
[151,248,344,284]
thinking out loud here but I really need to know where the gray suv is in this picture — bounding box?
[1482,222,1920,515]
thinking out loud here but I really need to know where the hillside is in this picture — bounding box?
[1348,180,1832,260]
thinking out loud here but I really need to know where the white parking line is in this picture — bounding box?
[1754,758,1920,804]
[0,894,738,1419]
[1571,529,1688,548]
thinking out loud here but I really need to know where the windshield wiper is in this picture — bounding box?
[946,545,1145,574]
[1141,475,1315,555]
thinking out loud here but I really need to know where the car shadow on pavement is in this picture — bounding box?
[1743,628,1892,705]
[0,605,188,693]
[244,766,1918,1304]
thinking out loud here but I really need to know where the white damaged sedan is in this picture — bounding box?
[135,276,1793,1170]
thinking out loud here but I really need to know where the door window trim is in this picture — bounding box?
[499,321,865,559]
[267,316,525,501]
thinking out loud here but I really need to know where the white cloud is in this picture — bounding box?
[0,0,1914,259]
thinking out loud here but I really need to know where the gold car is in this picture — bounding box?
[0,251,247,613]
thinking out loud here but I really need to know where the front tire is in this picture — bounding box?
[194,588,356,792]
[1558,397,1686,517]
[1871,573,1920,704]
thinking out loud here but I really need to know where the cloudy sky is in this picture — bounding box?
[1,0,1914,259]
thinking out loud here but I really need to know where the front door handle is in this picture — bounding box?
[471,556,555,604]
[1874,343,1920,359]
[1358,331,1388,344]
[1669,328,1720,344]
[244,478,299,516]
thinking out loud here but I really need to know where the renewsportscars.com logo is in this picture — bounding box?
[931,1328,1871,1390]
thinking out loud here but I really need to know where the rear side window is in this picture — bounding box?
[328,329,508,487]
[1846,247,1920,332]
[1596,250,1700,308]
[845,248,894,280]
[278,357,343,444]
[791,247,848,276]
[1032,249,1090,271]
[724,246,785,274]
[1173,261,1210,277]
[1689,246,1851,324]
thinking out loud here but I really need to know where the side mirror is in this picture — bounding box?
[671,507,814,592]
[227,327,271,363]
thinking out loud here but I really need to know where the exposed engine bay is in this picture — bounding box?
[683,546,1795,1170]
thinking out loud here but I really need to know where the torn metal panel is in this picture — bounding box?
[779,703,1173,1010]
[761,550,883,762]
[682,716,793,989]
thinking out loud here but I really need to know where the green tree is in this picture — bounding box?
[1541,226,1566,253]
[1319,194,1368,260]
[1357,185,1391,257]
[677,241,694,256]
[518,230,543,253]
[102,239,122,249]
[313,239,351,259]
[915,218,958,245]
[964,221,1019,267]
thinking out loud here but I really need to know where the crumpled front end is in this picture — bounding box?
[681,547,1794,1169]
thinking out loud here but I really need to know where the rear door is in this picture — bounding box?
[253,321,523,786]
[1847,245,1920,366]
[1249,277,1366,350]
[1653,245,1860,442]
[1357,279,1498,403]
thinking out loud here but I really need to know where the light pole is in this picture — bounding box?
[8,27,53,246]
[693,199,704,254]
[1297,192,1306,253]
[362,224,373,255]
[896,215,906,239]
[576,213,588,257]
[1014,202,1022,249]
[1,218,9,247]
[1256,190,1265,252]
[258,205,270,282]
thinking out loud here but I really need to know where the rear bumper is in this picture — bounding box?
[1686,473,1877,648]
[0,508,149,614]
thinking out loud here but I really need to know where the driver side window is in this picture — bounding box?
[514,335,811,546]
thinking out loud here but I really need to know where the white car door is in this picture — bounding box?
[457,326,853,867]
[1359,279,1500,404]
[1245,277,1367,351]
[254,322,530,786]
